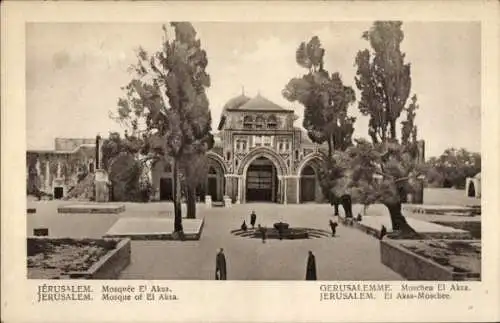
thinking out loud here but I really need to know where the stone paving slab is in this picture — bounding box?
[103,217,204,240]
[402,204,474,214]
[58,204,125,214]
[343,214,472,239]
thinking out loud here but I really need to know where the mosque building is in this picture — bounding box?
[27,93,425,204]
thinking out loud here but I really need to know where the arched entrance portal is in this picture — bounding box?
[245,156,278,202]
[297,156,324,203]
[300,165,316,202]
[195,156,226,202]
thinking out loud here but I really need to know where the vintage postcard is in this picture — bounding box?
[1,0,499,322]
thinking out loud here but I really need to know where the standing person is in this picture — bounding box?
[258,224,267,243]
[250,210,257,229]
[329,220,338,237]
[305,251,317,280]
[215,248,227,280]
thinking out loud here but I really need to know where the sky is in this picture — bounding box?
[26,22,481,158]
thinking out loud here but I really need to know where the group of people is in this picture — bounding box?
[240,210,269,243]
[242,210,339,239]
[215,248,317,280]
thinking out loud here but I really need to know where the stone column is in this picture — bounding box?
[56,160,62,178]
[296,176,300,204]
[94,169,109,202]
[237,175,242,204]
[35,158,41,176]
[283,176,288,205]
[45,161,50,192]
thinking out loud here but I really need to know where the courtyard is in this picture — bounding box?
[27,188,480,281]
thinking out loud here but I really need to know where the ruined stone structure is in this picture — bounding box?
[26,138,97,199]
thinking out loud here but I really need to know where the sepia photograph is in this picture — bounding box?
[25,20,483,282]
[3,1,500,322]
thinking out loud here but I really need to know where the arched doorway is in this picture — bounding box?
[245,156,278,202]
[300,165,316,202]
[468,181,476,197]
[195,157,225,202]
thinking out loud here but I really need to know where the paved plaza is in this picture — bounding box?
[26,188,480,280]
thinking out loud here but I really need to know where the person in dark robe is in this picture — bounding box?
[330,194,340,216]
[340,194,353,218]
[305,251,317,280]
[329,220,338,237]
[241,220,248,231]
[379,225,387,240]
[258,224,267,243]
[250,210,257,229]
[215,248,227,280]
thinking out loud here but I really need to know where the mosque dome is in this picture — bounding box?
[222,94,251,112]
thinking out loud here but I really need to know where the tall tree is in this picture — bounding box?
[100,132,151,202]
[112,22,213,235]
[424,148,480,188]
[283,36,357,157]
[353,21,423,236]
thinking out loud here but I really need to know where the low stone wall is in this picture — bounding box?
[67,238,131,279]
[58,204,125,214]
[433,221,481,239]
[340,215,472,240]
[380,240,480,281]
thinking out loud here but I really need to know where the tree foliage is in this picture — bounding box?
[283,36,357,156]
[101,132,151,202]
[355,21,412,143]
[424,148,480,189]
[348,21,424,234]
[111,22,213,232]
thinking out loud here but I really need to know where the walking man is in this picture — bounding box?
[305,251,317,280]
[215,248,227,280]
[250,210,257,229]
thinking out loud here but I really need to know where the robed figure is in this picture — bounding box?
[250,211,257,229]
[215,248,227,280]
[305,251,317,280]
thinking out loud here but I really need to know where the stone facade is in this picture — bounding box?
[151,94,328,204]
[27,138,97,198]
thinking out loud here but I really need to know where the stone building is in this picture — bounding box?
[151,94,328,204]
[26,138,98,199]
[27,94,424,204]
[465,172,481,198]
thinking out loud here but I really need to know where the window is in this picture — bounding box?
[279,142,283,151]
[255,116,265,129]
[235,139,248,152]
[285,142,290,151]
[263,136,272,147]
[243,116,253,129]
[254,135,262,147]
[295,150,299,160]
[267,115,278,129]
[226,152,231,161]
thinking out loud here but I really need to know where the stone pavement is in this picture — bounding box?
[27,201,403,280]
